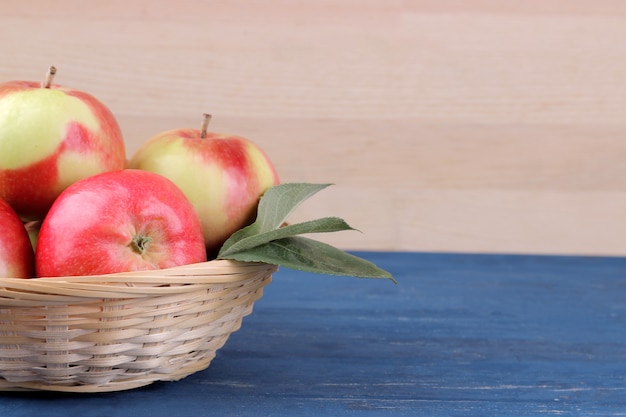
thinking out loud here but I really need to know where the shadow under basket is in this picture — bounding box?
[0,260,277,393]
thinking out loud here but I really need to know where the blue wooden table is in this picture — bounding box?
[2,252,626,416]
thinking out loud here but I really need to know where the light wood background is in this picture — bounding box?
[2,1,626,255]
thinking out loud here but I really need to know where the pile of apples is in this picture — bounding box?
[0,67,280,279]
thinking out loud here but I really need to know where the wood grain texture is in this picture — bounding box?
[2,252,626,415]
[1,1,625,255]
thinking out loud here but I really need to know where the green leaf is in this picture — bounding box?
[219,183,331,254]
[219,217,357,258]
[220,236,396,282]
[217,182,396,283]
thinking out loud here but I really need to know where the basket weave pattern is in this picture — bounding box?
[0,260,276,392]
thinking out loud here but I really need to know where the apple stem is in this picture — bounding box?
[200,113,212,139]
[42,66,57,89]
[130,234,152,255]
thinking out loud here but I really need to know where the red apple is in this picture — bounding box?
[35,169,207,277]
[128,114,280,257]
[0,66,126,221]
[0,198,34,278]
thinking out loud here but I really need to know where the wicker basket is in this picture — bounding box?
[0,260,277,393]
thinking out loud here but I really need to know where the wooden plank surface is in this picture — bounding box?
[1,1,626,255]
[2,252,626,415]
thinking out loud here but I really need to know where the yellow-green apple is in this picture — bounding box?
[128,114,279,257]
[0,66,126,221]
[0,198,34,278]
[35,169,207,277]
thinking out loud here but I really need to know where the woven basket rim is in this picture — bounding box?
[0,259,273,283]
[0,260,278,303]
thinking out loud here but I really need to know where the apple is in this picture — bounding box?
[0,198,34,278]
[0,66,126,221]
[35,169,207,277]
[128,114,280,257]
